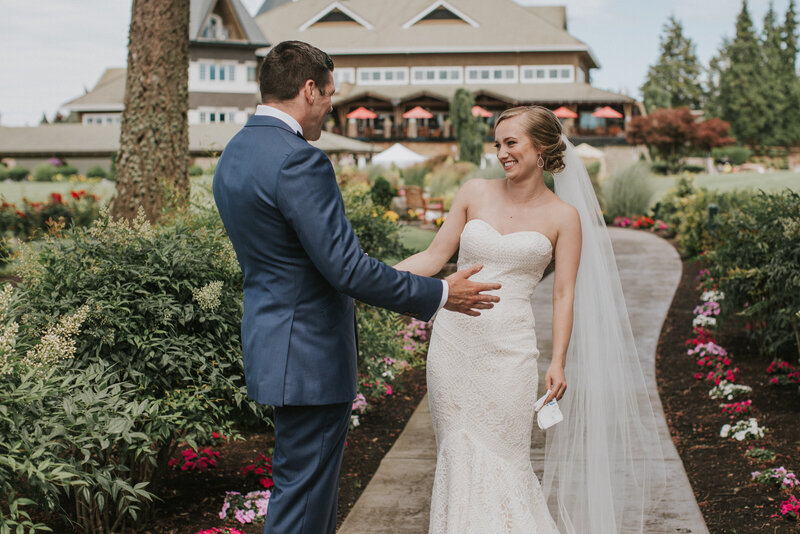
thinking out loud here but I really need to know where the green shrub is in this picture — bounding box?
[58,164,78,177]
[341,183,410,262]
[602,163,655,220]
[401,165,429,187]
[189,164,203,176]
[0,190,102,240]
[0,165,8,181]
[428,161,475,199]
[33,163,59,182]
[7,167,30,181]
[652,175,750,258]
[707,191,800,362]
[370,176,396,210]
[86,165,107,178]
[586,160,601,183]
[8,210,260,529]
[712,146,752,165]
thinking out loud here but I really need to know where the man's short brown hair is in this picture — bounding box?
[260,41,334,102]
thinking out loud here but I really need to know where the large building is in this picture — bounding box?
[61,0,636,146]
[253,0,638,144]
[63,0,267,126]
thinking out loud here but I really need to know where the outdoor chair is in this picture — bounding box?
[405,185,445,220]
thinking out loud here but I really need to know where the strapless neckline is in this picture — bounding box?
[465,218,553,251]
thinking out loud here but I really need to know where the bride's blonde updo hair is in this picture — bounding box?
[495,106,567,173]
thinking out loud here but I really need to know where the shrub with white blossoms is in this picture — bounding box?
[193,281,223,312]
[709,380,753,400]
[720,418,766,441]
[701,290,725,303]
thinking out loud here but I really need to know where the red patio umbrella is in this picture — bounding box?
[471,105,493,118]
[592,106,623,119]
[402,106,434,119]
[553,106,578,119]
[346,106,378,119]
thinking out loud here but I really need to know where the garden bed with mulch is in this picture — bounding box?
[656,256,800,533]
[35,367,427,534]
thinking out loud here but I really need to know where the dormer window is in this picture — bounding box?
[202,14,228,40]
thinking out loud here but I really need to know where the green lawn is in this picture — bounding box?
[650,170,800,200]
[399,224,436,253]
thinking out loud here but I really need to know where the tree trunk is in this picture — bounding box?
[111,0,190,223]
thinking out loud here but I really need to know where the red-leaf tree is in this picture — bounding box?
[626,107,735,173]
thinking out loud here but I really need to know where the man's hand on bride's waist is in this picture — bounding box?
[444,263,501,317]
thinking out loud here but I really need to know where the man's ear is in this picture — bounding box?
[303,79,316,104]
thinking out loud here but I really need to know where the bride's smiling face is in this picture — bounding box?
[494,115,540,180]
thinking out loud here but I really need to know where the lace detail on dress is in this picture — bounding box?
[427,219,559,534]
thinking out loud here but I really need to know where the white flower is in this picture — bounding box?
[701,290,725,303]
[693,315,717,328]
[193,281,223,312]
[350,415,360,428]
[720,424,731,438]
[720,418,767,441]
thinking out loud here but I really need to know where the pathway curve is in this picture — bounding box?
[338,228,708,534]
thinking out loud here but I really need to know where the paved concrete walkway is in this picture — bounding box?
[339,228,708,534]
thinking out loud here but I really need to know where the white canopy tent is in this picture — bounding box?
[371,143,427,168]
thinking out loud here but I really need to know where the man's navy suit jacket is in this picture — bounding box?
[213,115,443,407]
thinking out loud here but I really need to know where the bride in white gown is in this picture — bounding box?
[395,106,665,533]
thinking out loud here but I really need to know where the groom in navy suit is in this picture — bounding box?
[214,41,500,534]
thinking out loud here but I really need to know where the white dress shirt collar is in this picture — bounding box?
[255,104,304,137]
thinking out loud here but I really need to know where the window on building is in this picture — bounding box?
[200,64,207,81]
[202,14,228,40]
[520,65,574,84]
[247,65,257,82]
[466,66,517,84]
[333,68,356,87]
[411,67,463,85]
[209,65,216,81]
[357,67,409,85]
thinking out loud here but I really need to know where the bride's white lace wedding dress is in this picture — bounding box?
[427,218,560,534]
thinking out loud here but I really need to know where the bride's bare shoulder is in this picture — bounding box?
[457,177,497,200]
[549,196,581,228]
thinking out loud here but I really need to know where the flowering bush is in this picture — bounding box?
[701,290,725,303]
[398,318,430,355]
[775,495,800,520]
[241,454,274,490]
[406,208,421,221]
[745,447,776,461]
[693,301,721,318]
[692,314,717,329]
[721,399,752,419]
[197,528,245,534]
[434,216,446,228]
[0,190,102,240]
[751,467,798,490]
[219,490,270,524]
[687,341,727,359]
[766,360,800,386]
[709,380,752,400]
[685,328,715,350]
[719,418,766,441]
[169,448,221,471]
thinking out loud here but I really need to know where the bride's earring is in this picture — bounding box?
[537,155,544,168]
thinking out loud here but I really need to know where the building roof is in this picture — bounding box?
[254,0,599,68]
[332,82,634,107]
[0,124,378,157]
[256,0,295,16]
[191,0,270,46]
[62,68,126,111]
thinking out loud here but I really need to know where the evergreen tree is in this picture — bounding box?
[779,0,800,145]
[111,0,190,222]
[450,89,488,165]
[713,0,769,146]
[761,3,784,145]
[39,113,49,125]
[641,16,705,112]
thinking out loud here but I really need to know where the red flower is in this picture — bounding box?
[259,477,274,489]
[50,192,63,204]
[70,191,80,199]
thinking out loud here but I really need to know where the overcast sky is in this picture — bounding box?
[0,0,790,126]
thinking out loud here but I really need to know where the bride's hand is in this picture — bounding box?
[545,364,566,403]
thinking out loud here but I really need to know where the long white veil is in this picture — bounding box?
[542,135,666,532]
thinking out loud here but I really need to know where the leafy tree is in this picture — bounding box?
[761,3,786,145]
[111,0,190,223]
[626,107,735,173]
[711,0,769,146]
[450,89,488,165]
[641,16,705,112]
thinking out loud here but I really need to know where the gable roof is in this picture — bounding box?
[62,68,126,111]
[299,2,374,31]
[191,0,269,46]
[256,0,294,16]
[254,0,598,68]
[402,1,479,29]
